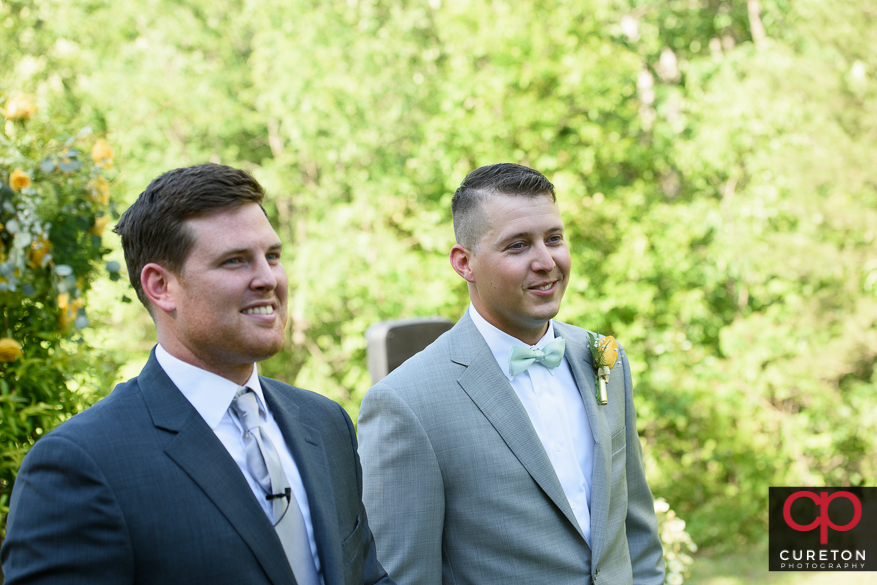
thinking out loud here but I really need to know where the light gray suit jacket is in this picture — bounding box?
[358,312,664,585]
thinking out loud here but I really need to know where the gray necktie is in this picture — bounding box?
[231,388,320,585]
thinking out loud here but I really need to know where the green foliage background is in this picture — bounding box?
[0,106,122,539]
[2,0,876,553]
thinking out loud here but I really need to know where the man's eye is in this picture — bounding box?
[508,242,525,250]
[224,257,242,265]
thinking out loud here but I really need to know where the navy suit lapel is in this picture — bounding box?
[137,351,296,585]
[450,315,586,543]
[263,381,342,585]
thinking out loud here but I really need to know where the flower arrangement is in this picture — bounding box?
[1,90,122,535]
[655,498,697,585]
[1,100,122,335]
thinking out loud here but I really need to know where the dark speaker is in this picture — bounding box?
[366,317,453,384]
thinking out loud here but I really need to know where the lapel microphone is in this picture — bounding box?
[266,487,291,502]
[267,487,293,526]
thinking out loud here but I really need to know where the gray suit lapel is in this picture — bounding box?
[554,323,610,564]
[138,352,295,585]
[264,382,342,585]
[451,315,587,543]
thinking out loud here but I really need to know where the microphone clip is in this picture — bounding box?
[266,487,291,502]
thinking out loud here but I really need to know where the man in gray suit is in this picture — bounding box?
[359,163,664,585]
[2,164,392,585]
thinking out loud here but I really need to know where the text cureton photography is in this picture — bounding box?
[769,487,877,572]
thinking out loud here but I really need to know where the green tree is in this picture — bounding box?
[2,0,875,553]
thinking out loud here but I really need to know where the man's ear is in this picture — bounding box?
[141,263,178,314]
[450,244,476,283]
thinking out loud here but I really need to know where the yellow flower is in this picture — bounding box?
[87,176,110,205]
[3,94,38,121]
[59,297,84,329]
[90,215,110,236]
[9,168,31,191]
[57,292,70,311]
[27,236,52,268]
[595,336,620,369]
[0,338,24,362]
[91,139,114,169]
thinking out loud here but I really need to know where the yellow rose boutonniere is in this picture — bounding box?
[0,337,24,362]
[587,333,620,405]
[9,168,31,191]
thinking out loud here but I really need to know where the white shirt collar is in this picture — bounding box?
[468,304,559,381]
[155,344,265,429]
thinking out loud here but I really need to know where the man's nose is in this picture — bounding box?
[251,257,278,290]
[531,242,556,272]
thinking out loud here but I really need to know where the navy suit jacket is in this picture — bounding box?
[1,350,392,585]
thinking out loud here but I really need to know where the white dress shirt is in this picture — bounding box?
[155,344,322,577]
[469,306,596,545]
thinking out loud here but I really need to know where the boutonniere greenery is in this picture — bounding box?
[586,333,619,405]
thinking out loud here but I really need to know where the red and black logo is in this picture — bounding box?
[769,487,876,571]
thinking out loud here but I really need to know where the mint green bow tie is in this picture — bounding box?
[508,337,566,376]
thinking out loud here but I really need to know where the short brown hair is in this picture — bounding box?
[114,163,265,308]
[451,163,555,250]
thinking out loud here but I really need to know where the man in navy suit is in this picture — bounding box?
[1,164,392,585]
